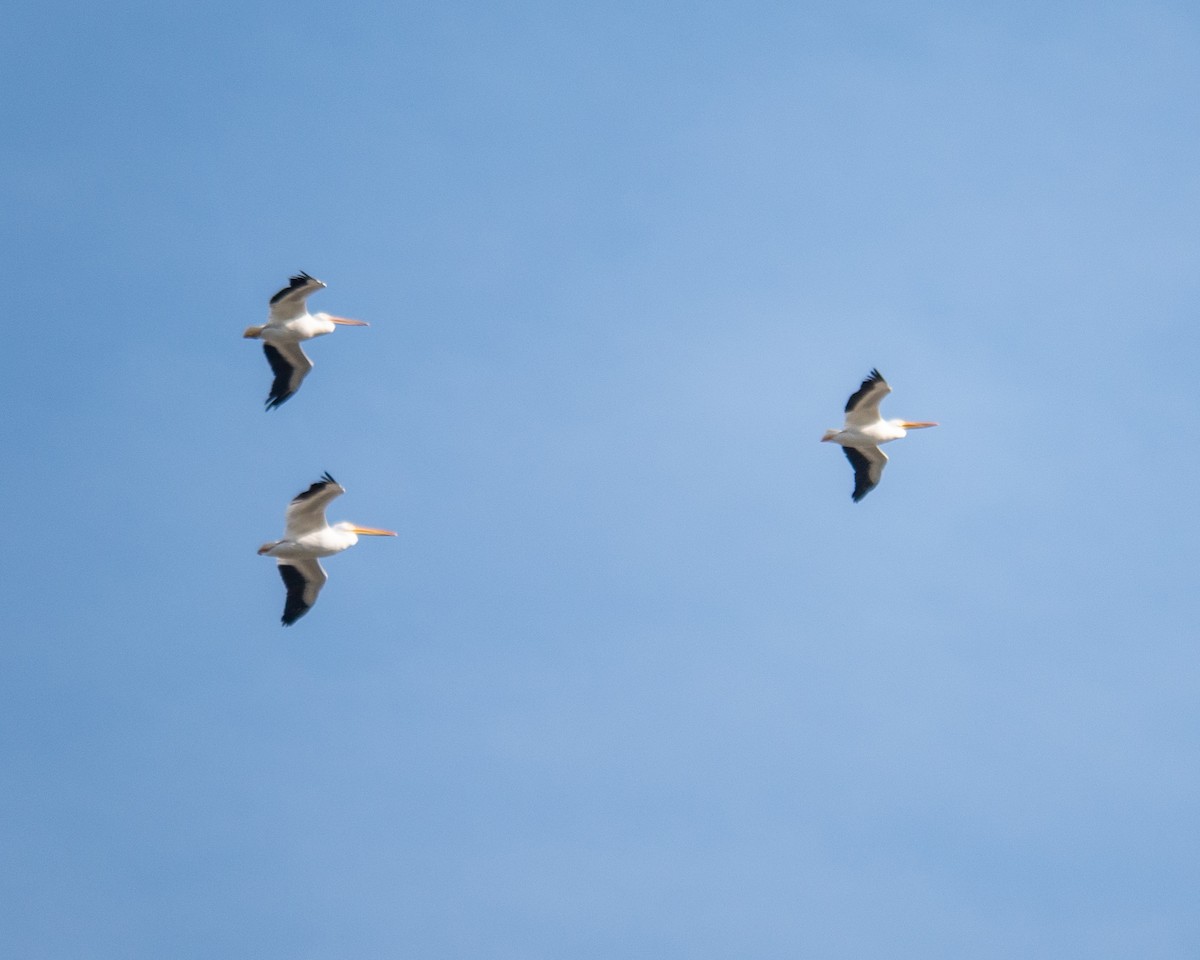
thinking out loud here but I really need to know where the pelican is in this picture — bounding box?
[243,272,368,409]
[821,369,937,502]
[258,472,396,625]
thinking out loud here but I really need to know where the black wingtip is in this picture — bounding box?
[278,564,312,625]
[290,473,341,504]
[844,368,889,413]
[261,343,297,410]
[268,271,323,305]
[841,445,879,502]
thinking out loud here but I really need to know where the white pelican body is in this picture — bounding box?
[821,369,937,502]
[243,272,368,409]
[258,472,396,625]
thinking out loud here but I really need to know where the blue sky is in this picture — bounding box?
[3,1,1199,957]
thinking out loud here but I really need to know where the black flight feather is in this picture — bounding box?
[843,446,880,502]
[291,472,339,503]
[845,368,886,413]
[269,271,320,306]
[262,344,297,410]
[278,564,312,626]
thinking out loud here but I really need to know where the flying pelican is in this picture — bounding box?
[243,272,368,409]
[821,369,937,502]
[258,473,397,625]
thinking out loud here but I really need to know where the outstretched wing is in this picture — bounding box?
[844,369,891,427]
[278,558,327,625]
[268,272,326,323]
[283,472,345,538]
[262,341,313,410]
[843,445,888,502]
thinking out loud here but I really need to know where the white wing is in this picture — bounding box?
[283,473,345,538]
[278,558,327,625]
[267,272,326,324]
[843,369,891,428]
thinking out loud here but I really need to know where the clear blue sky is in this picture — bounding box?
[3,1,1199,957]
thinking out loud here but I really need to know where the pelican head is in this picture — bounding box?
[333,521,397,543]
[895,420,938,431]
[820,429,840,442]
[243,325,265,339]
[315,312,369,328]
